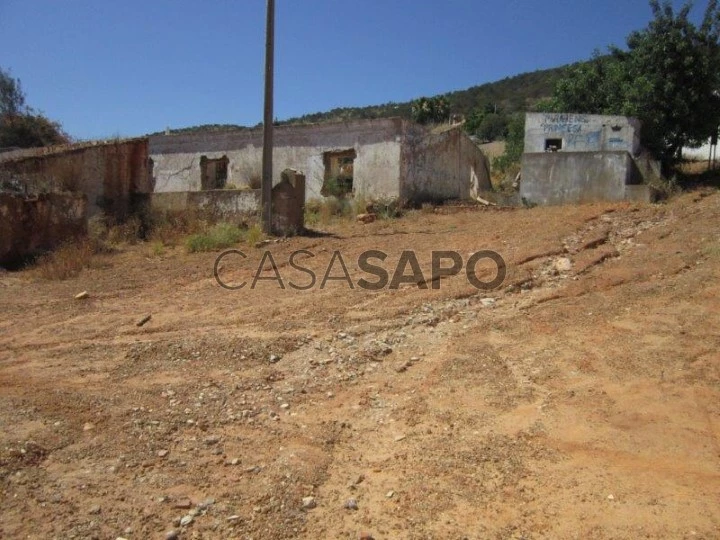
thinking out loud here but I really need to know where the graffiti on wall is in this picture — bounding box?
[540,114,591,134]
[566,131,602,149]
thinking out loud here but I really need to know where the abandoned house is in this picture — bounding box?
[148,117,491,206]
[520,112,660,205]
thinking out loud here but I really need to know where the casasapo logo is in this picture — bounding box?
[214,249,506,291]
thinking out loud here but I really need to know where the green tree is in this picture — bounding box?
[475,113,509,142]
[411,96,450,124]
[0,68,26,116]
[492,113,525,173]
[552,1,720,166]
[465,104,509,141]
[0,67,69,149]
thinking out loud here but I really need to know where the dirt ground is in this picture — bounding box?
[1,190,719,540]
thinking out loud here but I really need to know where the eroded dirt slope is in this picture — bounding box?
[1,192,719,539]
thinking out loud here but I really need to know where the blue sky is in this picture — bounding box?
[0,0,708,140]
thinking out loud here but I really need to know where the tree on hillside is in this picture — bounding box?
[0,67,69,149]
[492,113,525,173]
[551,0,720,167]
[411,96,450,124]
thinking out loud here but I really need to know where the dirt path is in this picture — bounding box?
[1,192,719,539]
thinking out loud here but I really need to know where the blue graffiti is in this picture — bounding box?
[540,113,591,135]
[542,123,583,134]
[566,131,602,149]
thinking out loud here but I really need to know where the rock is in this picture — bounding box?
[204,435,221,445]
[302,496,317,510]
[554,257,573,273]
[136,314,152,327]
[157,449,169,458]
[89,504,101,514]
[280,403,290,410]
[607,494,615,501]
[357,213,377,224]
[180,514,193,526]
[226,515,241,522]
[230,458,240,466]
[344,498,359,511]
[75,291,89,300]
[255,239,271,248]
[480,298,496,307]
[394,435,406,442]
[354,474,365,485]
[395,362,410,373]
[359,533,375,540]
[83,422,95,432]
[174,499,193,509]
[199,498,215,509]
[165,530,179,540]
[386,490,395,498]
[269,354,281,363]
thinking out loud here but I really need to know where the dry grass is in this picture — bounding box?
[33,240,94,280]
[106,216,143,245]
[146,208,207,246]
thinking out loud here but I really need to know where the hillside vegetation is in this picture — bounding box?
[160,64,570,135]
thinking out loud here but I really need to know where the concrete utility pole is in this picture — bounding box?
[261,0,275,234]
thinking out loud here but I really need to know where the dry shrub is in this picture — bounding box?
[34,240,94,280]
[147,208,206,246]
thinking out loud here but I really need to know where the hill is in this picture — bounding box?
[160,64,571,135]
[280,64,568,126]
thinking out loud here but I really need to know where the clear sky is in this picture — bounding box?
[0,0,708,140]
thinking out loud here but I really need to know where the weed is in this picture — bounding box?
[147,241,166,257]
[304,203,320,226]
[246,223,265,246]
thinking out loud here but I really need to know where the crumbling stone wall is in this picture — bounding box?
[0,138,150,220]
[401,125,491,203]
[149,189,260,222]
[0,192,87,268]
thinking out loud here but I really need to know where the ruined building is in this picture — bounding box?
[520,113,660,205]
[148,118,491,205]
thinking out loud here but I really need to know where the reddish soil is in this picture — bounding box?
[1,190,719,539]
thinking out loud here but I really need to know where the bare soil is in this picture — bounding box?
[1,191,719,539]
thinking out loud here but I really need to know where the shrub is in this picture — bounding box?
[185,222,244,253]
